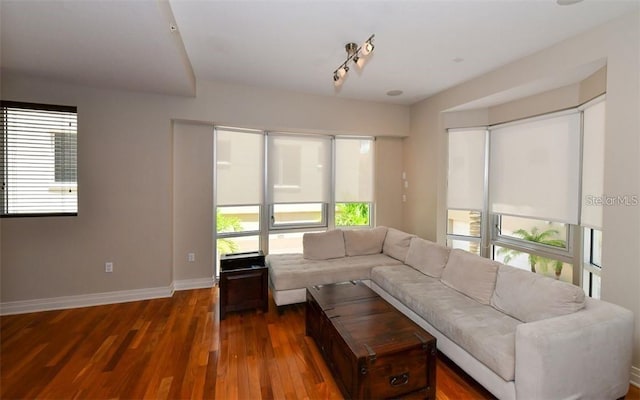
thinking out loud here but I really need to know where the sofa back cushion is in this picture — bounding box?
[404,237,450,278]
[441,249,499,305]
[303,230,346,260]
[343,226,388,256]
[382,228,415,262]
[491,264,586,322]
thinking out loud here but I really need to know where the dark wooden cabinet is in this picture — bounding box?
[219,251,267,320]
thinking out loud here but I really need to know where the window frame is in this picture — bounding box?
[1,100,78,218]
[269,202,328,230]
[582,227,602,298]
[492,214,574,263]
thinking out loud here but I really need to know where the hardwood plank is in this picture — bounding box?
[2,287,635,400]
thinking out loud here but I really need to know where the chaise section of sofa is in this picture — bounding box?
[266,227,412,306]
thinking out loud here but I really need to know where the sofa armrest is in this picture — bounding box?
[514,298,633,400]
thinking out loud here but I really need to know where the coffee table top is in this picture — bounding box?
[306,281,436,360]
[307,280,378,309]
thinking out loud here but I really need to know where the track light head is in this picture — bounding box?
[361,40,374,56]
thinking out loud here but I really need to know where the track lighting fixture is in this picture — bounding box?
[332,34,375,86]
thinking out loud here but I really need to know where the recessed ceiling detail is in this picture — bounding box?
[1,1,637,104]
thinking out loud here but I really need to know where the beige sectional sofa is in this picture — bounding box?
[266,226,634,400]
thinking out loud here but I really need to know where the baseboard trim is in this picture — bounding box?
[631,365,640,388]
[0,285,174,316]
[174,277,215,291]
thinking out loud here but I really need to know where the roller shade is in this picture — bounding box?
[489,112,581,224]
[267,133,331,203]
[447,128,486,211]
[335,137,374,202]
[216,128,263,206]
[581,99,605,229]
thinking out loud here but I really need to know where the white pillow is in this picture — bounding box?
[491,264,585,322]
[343,226,388,256]
[440,249,499,305]
[303,230,346,260]
[382,228,415,262]
[404,237,450,278]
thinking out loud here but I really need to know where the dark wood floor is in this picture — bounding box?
[0,288,637,399]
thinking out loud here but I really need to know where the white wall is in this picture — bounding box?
[0,72,409,307]
[406,12,640,372]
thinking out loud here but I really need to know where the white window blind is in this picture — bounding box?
[447,128,486,211]
[489,112,581,224]
[1,101,78,216]
[335,137,374,202]
[581,98,606,229]
[216,128,263,206]
[267,133,331,203]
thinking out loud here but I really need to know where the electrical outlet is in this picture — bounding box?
[105,262,113,273]
[188,253,195,262]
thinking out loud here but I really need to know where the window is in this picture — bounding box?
[493,245,573,283]
[446,210,482,255]
[215,128,263,275]
[1,101,78,217]
[446,128,486,255]
[268,133,331,230]
[213,128,376,265]
[492,215,573,281]
[335,137,374,227]
[271,203,326,228]
[496,215,568,251]
[446,98,608,289]
[582,228,602,298]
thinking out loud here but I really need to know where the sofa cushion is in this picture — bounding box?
[343,226,388,256]
[405,237,450,278]
[441,249,499,305]
[303,230,346,260]
[267,253,402,291]
[372,265,519,382]
[382,228,415,262]
[491,264,586,322]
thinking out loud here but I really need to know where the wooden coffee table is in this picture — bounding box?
[305,281,436,400]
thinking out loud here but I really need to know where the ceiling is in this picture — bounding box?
[1,0,638,106]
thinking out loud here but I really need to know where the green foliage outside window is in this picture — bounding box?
[216,209,242,255]
[496,227,566,278]
[336,203,370,226]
